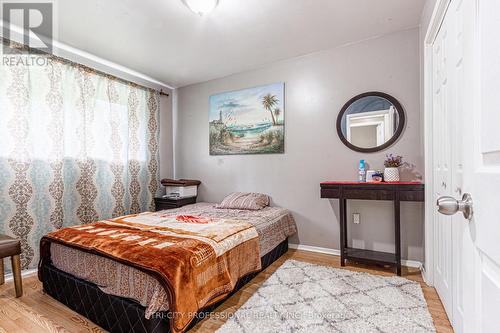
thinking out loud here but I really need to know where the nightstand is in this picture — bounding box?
[154,196,197,211]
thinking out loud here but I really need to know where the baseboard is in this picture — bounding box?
[401,259,423,270]
[288,243,423,269]
[289,243,341,256]
[4,268,38,283]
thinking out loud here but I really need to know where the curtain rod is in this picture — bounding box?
[1,37,170,97]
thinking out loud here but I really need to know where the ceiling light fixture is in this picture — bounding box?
[184,0,218,16]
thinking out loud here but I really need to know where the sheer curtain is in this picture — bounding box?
[0,54,161,270]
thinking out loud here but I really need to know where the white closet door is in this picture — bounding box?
[431,1,500,332]
[432,3,454,319]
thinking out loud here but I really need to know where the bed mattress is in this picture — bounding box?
[50,203,297,317]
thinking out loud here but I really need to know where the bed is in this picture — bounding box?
[38,202,297,333]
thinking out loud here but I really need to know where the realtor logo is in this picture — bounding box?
[2,2,54,53]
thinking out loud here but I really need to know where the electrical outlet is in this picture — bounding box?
[353,213,360,224]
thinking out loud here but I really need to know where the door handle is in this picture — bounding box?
[436,193,473,220]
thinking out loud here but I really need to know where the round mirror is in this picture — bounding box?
[336,92,405,153]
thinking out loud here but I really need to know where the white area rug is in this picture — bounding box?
[216,259,436,333]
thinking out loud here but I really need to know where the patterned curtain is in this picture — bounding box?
[0,54,161,271]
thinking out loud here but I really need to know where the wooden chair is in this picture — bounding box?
[0,234,23,297]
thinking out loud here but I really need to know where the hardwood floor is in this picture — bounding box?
[0,249,453,333]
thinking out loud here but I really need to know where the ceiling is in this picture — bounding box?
[57,0,426,88]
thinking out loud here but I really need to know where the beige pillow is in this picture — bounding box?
[216,192,270,210]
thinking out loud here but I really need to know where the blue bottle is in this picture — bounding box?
[358,160,366,182]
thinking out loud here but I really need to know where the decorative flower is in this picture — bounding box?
[384,154,403,168]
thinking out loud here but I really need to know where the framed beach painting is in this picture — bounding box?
[209,82,285,155]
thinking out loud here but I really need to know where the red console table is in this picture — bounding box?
[320,181,424,275]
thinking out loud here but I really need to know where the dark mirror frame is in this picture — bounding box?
[336,91,406,153]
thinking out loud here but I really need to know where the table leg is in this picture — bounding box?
[394,192,402,276]
[339,198,346,266]
[11,255,23,297]
[343,199,348,247]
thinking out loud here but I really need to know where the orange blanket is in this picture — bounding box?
[39,212,261,333]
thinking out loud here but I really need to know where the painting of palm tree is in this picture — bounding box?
[262,93,278,125]
[209,82,285,155]
[274,107,281,123]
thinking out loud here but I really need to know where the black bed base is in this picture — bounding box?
[41,239,289,333]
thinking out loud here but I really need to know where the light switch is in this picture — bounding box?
[353,213,360,224]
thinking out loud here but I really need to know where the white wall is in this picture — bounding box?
[174,28,424,261]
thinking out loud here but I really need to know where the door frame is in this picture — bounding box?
[423,0,451,286]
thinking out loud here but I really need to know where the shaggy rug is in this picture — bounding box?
[216,259,436,333]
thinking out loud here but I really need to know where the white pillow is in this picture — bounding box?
[216,192,270,210]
